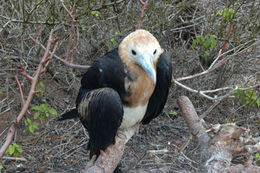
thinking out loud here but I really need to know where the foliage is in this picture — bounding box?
[0,89,2,94]
[217,8,235,22]
[32,81,58,121]
[31,103,57,120]
[0,165,3,172]
[192,34,217,59]
[234,86,260,109]
[25,118,38,133]
[110,31,120,45]
[91,11,100,17]
[168,110,178,117]
[255,153,260,160]
[5,144,23,157]
[36,81,44,97]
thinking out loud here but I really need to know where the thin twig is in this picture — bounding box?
[2,156,27,161]
[176,39,259,82]
[14,75,25,107]
[36,25,42,42]
[174,80,215,100]
[200,83,260,119]
[28,36,89,70]
[20,64,33,81]
[220,21,234,59]
[137,0,148,29]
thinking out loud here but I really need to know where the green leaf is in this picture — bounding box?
[14,144,23,153]
[256,99,260,107]
[29,125,34,133]
[31,105,42,111]
[26,119,38,133]
[33,112,40,119]
[9,145,15,154]
[218,8,235,21]
[0,89,2,94]
[255,153,260,161]
[25,118,32,126]
[91,11,100,17]
[39,81,44,88]
[0,165,3,171]
[110,38,118,45]
[169,110,178,116]
[234,91,241,97]
[32,122,38,129]
[48,108,57,116]
[41,104,48,111]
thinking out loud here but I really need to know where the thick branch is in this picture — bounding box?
[177,96,210,147]
[177,96,260,173]
[82,124,140,173]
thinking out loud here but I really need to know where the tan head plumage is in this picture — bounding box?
[119,30,163,84]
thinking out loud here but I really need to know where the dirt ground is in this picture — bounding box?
[0,0,260,173]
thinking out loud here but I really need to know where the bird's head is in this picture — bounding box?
[119,29,163,85]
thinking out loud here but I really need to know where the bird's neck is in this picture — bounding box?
[124,63,155,108]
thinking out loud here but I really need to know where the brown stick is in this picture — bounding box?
[14,75,25,107]
[0,29,57,158]
[20,64,33,81]
[136,0,148,30]
[36,24,42,42]
[220,21,234,59]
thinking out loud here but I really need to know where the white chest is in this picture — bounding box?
[119,104,148,129]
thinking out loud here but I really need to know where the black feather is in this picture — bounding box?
[142,52,172,124]
[77,88,123,159]
[57,108,78,121]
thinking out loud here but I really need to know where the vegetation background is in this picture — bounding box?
[0,0,259,172]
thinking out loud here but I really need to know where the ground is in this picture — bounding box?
[0,0,260,173]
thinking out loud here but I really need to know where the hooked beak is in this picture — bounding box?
[136,54,156,85]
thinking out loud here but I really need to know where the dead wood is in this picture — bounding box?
[177,96,260,173]
[82,125,140,173]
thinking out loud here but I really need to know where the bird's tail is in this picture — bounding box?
[57,108,79,121]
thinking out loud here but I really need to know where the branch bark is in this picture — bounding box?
[82,124,140,173]
[177,96,260,173]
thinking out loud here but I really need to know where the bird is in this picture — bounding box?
[58,29,172,172]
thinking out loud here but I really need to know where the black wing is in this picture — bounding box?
[142,52,172,124]
[78,87,123,159]
[76,48,126,159]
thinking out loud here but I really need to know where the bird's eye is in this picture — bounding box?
[131,50,137,55]
[153,49,157,55]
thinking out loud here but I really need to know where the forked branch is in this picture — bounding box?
[0,29,58,158]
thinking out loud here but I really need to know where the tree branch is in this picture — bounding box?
[0,29,58,158]
[136,0,148,29]
[82,124,140,173]
[177,96,260,173]
[28,35,89,70]
[14,75,25,107]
